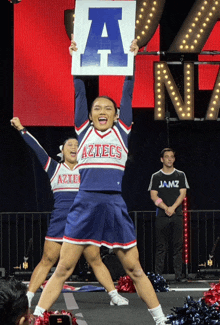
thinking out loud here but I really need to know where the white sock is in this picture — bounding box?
[108,289,118,297]
[26,291,35,308]
[148,304,165,323]
[33,305,46,317]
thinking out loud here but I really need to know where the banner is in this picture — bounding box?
[72,1,136,75]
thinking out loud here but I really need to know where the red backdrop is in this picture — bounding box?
[14,0,76,126]
[14,0,220,126]
[199,21,220,91]
[13,0,160,126]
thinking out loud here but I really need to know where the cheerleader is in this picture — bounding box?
[11,117,129,307]
[33,38,167,324]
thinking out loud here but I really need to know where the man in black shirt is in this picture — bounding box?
[148,148,189,282]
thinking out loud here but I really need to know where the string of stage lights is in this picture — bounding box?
[64,0,220,122]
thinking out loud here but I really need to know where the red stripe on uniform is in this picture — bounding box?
[112,128,128,154]
[77,163,125,169]
[50,164,61,183]
[78,128,93,152]
[118,119,132,131]
[75,119,90,133]
[53,188,79,192]
[44,157,51,171]
[63,236,137,248]
[95,129,112,139]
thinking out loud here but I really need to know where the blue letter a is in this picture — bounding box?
[81,8,127,67]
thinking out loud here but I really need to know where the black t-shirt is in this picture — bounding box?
[148,169,189,216]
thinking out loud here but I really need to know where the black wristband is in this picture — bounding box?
[19,127,27,133]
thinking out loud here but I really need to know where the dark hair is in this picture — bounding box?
[0,278,28,325]
[59,138,78,163]
[160,148,175,158]
[61,137,78,150]
[91,96,118,114]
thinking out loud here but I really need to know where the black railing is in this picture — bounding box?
[1,211,220,276]
[129,210,220,275]
[0,212,50,275]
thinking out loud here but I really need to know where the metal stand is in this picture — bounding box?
[197,236,220,279]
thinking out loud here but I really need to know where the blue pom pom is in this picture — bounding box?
[146,272,169,292]
[166,296,220,324]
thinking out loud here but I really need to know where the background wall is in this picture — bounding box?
[2,0,220,277]
[2,0,220,214]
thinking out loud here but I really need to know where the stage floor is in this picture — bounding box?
[29,279,219,325]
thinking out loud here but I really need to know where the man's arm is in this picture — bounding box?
[150,190,169,213]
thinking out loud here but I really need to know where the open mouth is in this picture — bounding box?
[98,117,107,125]
[70,151,76,157]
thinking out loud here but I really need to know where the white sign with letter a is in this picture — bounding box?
[72,1,136,76]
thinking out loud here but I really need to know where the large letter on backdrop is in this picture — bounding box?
[154,62,194,120]
[72,1,136,75]
[206,68,220,120]
[168,0,220,53]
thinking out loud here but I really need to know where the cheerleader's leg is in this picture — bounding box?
[83,245,129,305]
[84,245,115,292]
[115,246,166,324]
[28,240,61,295]
[35,242,84,314]
[115,246,159,307]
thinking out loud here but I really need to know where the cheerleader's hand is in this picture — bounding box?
[69,34,78,56]
[10,117,24,131]
[28,314,38,325]
[130,39,139,57]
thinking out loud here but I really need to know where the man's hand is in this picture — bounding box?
[10,117,24,131]
[69,34,78,56]
[130,39,139,56]
[165,206,176,217]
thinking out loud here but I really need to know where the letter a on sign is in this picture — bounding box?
[72,0,136,76]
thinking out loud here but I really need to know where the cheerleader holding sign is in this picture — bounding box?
[34,37,167,325]
[10,118,129,307]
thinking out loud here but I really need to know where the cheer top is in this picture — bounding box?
[74,76,134,192]
[20,129,80,209]
[148,168,189,217]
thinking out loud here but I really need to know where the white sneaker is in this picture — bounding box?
[156,316,168,325]
[110,292,129,306]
